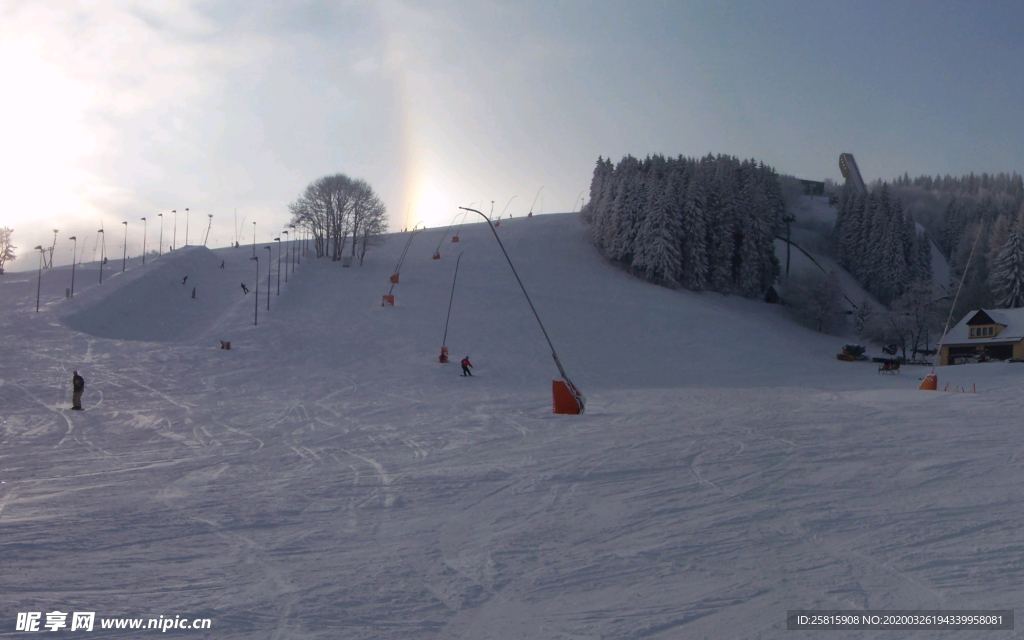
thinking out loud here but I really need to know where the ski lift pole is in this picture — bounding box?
[434,212,466,256]
[442,252,464,347]
[394,225,422,275]
[929,223,984,379]
[384,226,422,304]
[453,211,468,239]
[458,206,584,412]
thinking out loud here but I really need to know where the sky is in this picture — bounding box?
[2,0,1023,271]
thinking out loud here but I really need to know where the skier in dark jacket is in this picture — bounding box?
[191,287,196,298]
[71,371,85,410]
[241,283,249,294]
[461,357,473,376]
[183,275,188,285]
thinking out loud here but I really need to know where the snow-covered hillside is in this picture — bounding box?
[2,213,1021,638]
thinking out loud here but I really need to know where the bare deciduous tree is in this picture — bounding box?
[0,227,17,275]
[288,174,388,263]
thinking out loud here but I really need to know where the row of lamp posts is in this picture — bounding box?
[37,212,310,321]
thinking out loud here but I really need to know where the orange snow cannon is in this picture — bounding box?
[552,379,584,414]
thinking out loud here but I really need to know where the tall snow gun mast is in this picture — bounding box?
[839,153,867,195]
[458,206,585,414]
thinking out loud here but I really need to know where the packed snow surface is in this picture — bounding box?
[1,213,1021,639]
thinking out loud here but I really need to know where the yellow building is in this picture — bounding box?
[940,309,1024,365]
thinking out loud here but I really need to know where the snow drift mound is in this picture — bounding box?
[62,246,241,342]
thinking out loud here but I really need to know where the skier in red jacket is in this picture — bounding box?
[460,357,473,376]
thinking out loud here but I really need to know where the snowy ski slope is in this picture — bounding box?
[1,213,1022,639]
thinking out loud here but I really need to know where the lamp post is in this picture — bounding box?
[158,213,163,256]
[98,229,105,284]
[184,208,190,246]
[251,255,259,326]
[282,231,289,282]
[34,245,44,312]
[290,225,297,269]
[121,221,128,272]
[204,214,213,246]
[274,237,281,295]
[140,217,147,264]
[574,190,585,213]
[172,210,177,250]
[265,246,271,310]
[252,221,256,258]
[68,236,77,297]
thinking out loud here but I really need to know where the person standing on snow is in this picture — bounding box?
[241,283,249,294]
[461,357,473,376]
[183,275,188,285]
[191,287,196,298]
[71,371,85,410]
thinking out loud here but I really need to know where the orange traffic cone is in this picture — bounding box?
[919,373,937,390]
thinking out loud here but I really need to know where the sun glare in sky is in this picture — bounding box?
[0,35,97,228]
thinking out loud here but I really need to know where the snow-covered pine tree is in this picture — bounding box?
[593,159,619,251]
[735,169,765,296]
[750,164,783,293]
[582,156,608,224]
[990,226,1024,308]
[606,156,638,260]
[679,162,709,290]
[848,191,869,279]
[879,202,911,304]
[632,175,682,286]
[707,159,737,291]
[915,227,933,284]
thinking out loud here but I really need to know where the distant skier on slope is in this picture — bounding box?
[241,283,249,294]
[461,357,473,376]
[220,261,225,268]
[183,275,188,285]
[71,371,85,410]
[191,287,196,299]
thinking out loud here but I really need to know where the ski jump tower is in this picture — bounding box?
[839,153,867,195]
